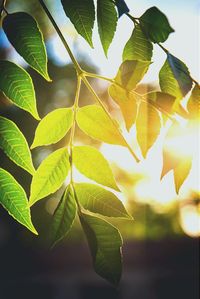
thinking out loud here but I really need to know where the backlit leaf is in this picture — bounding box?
[61,0,95,47]
[97,0,118,56]
[115,59,151,91]
[75,183,131,218]
[115,0,129,17]
[0,60,40,119]
[145,91,176,114]
[73,146,119,191]
[50,185,77,247]
[123,25,153,62]
[0,168,37,234]
[3,12,50,81]
[31,108,73,148]
[0,117,35,175]
[109,84,137,130]
[187,84,200,119]
[136,102,161,158]
[80,212,122,285]
[139,6,174,43]
[76,105,126,146]
[29,148,70,206]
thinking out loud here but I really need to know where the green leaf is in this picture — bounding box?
[31,108,73,148]
[139,6,174,43]
[61,0,95,47]
[123,25,153,62]
[29,148,70,206]
[115,59,151,91]
[73,146,119,191]
[50,185,77,247]
[0,168,37,234]
[187,84,200,119]
[159,54,193,101]
[115,0,129,17]
[97,0,118,56]
[109,84,137,131]
[0,117,35,175]
[136,102,161,158]
[76,105,126,146]
[0,60,40,120]
[3,12,51,81]
[75,183,131,219]
[145,91,176,114]
[80,212,122,285]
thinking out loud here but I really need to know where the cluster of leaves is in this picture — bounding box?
[0,0,199,286]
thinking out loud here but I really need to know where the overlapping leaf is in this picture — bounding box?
[80,212,122,285]
[136,102,161,158]
[73,146,119,190]
[50,185,77,247]
[3,12,50,81]
[109,84,137,130]
[115,59,151,91]
[123,25,153,62]
[145,91,176,114]
[0,60,40,119]
[0,117,35,174]
[139,6,174,43]
[76,105,126,146]
[31,108,73,148]
[75,183,131,218]
[187,84,200,119]
[97,0,118,56]
[61,0,95,47]
[0,168,37,234]
[29,148,70,206]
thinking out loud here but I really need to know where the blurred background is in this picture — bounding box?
[0,0,199,298]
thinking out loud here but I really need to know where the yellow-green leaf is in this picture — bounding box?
[0,168,37,234]
[31,108,73,148]
[76,105,126,146]
[29,148,70,206]
[0,60,40,120]
[187,84,200,120]
[73,146,119,190]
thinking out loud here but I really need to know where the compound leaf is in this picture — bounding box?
[29,148,70,206]
[0,117,35,175]
[97,0,118,56]
[31,108,73,148]
[73,146,119,191]
[3,12,50,81]
[80,212,122,285]
[61,0,95,47]
[139,6,174,43]
[0,60,40,120]
[0,168,37,234]
[50,185,77,247]
[76,105,126,146]
[75,183,131,219]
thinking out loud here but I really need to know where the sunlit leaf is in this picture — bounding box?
[136,102,161,158]
[0,60,40,120]
[159,54,193,102]
[139,6,174,43]
[0,117,35,175]
[145,91,176,114]
[115,59,151,91]
[61,0,95,47]
[97,0,118,56]
[73,146,119,191]
[29,148,70,206]
[187,84,200,119]
[109,84,137,130]
[75,183,131,218]
[115,0,129,17]
[3,12,50,81]
[31,108,73,148]
[80,212,122,285]
[123,25,153,62]
[50,185,77,247]
[76,105,126,146]
[174,159,192,194]
[0,168,37,234]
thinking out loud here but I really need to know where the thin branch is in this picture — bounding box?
[0,0,7,16]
